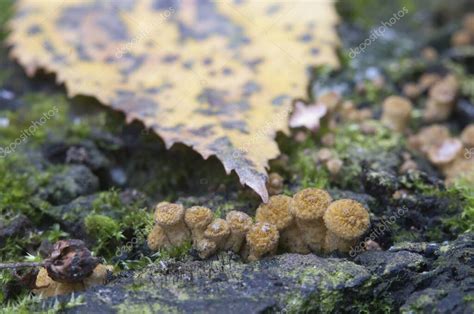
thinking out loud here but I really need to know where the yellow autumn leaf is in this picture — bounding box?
[7,0,339,201]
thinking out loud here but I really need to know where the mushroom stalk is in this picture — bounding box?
[224,211,252,253]
[154,202,191,247]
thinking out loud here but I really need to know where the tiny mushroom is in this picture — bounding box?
[184,206,214,248]
[154,202,191,246]
[323,199,370,253]
[427,138,463,167]
[463,13,474,35]
[381,96,413,132]
[266,172,284,196]
[408,124,451,155]
[451,29,472,47]
[34,264,112,298]
[256,195,309,253]
[224,210,253,253]
[424,75,458,122]
[421,47,438,61]
[326,158,343,176]
[245,222,280,261]
[461,124,474,148]
[290,188,332,253]
[147,224,171,251]
[200,218,231,258]
[403,82,421,99]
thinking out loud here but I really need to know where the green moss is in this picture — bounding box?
[285,137,330,189]
[444,176,474,233]
[0,0,13,42]
[332,122,403,189]
[85,214,123,255]
[153,241,192,261]
[85,214,121,239]
[0,155,52,221]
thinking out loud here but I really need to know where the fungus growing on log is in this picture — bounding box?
[256,195,308,254]
[461,124,474,148]
[224,211,253,253]
[424,75,458,122]
[147,224,171,251]
[184,206,214,248]
[199,218,231,258]
[245,222,280,262]
[154,202,191,246]
[427,138,463,166]
[323,199,370,253]
[381,96,413,132]
[290,188,332,253]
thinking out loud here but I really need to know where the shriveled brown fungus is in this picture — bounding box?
[224,211,253,253]
[154,202,191,246]
[323,199,370,253]
[290,188,332,253]
[256,195,308,254]
[245,222,279,261]
[33,240,111,298]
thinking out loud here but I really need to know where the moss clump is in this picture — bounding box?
[92,189,153,238]
[444,176,474,233]
[0,0,13,42]
[284,137,330,189]
[84,214,123,255]
[0,155,52,221]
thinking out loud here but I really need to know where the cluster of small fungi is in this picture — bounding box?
[147,188,370,261]
[409,124,474,185]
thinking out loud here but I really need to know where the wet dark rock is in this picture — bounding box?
[43,141,109,171]
[42,189,149,238]
[41,253,374,313]
[28,234,472,313]
[0,214,32,246]
[362,167,400,198]
[389,241,440,257]
[328,189,377,209]
[355,250,426,276]
[400,233,474,313]
[454,98,474,128]
[39,165,99,205]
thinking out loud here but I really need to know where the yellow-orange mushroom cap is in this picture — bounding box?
[323,199,370,240]
[154,202,185,226]
[246,222,279,260]
[184,206,213,230]
[226,211,253,234]
[290,188,332,221]
[256,195,293,231]
[204,218,230,242]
